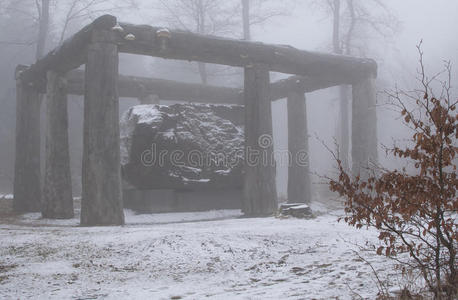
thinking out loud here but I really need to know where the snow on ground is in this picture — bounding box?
[0,209,400,299]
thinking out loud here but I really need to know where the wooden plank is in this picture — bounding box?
[242,64,277,216]
[13,66,41,213]
[287,91,311,204]
[42,71,74,219]
[117,21,377,83]
[80,29,124,226]
[351,77,377,179]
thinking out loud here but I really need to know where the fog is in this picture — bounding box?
[0,1,457,298]
[1,1,457,197]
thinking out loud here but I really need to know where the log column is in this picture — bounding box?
[42,71,73,219]
[287,90,311,204]
[81,22,124,226]
[13,66,42,213]
[351,76,377,179]
[243,64,277,216]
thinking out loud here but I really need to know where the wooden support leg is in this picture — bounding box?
[351,76,377,179]
[42,71,73,219]
[13,67,42,213]
[243,64,277,216]
[287,91,311,204]
[81,27,124,226]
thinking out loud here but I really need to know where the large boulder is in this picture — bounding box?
[120,104,244,190]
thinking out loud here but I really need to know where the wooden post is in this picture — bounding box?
[287,91,311,204]
[81,23,124,226]
[42,71,73,219]
[351,76,377,179]
[13,67,42,213]
[243,64,277,216]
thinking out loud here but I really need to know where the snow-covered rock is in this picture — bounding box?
[120,104,244,190]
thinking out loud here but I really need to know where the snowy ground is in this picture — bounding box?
[0,206,403,299]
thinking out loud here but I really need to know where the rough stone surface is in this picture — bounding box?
[120,104,244,190]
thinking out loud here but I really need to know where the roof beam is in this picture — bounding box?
[117,21,376,83]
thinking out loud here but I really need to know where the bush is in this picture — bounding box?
[329,45,457,299]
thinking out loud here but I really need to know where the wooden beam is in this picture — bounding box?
[13,66,41,213]
[18,14,377,94]
[66,69,244,104]
[351,76,377,179]
[117,20,377,83]
[287,91,311,204]
[18,15,117,90]
[42,71,74,219]
[63,70,341,103]
[270,75,343,100]
[81,28,124,226]
[243,64,277,216]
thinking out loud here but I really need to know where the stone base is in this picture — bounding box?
[123,188,242,213]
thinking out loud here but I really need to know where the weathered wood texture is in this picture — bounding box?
[65,69,244,103]
[287,91,311,204]
[351,77,377,179]
[270,75,343,100]
[63,70,341,103]
[117,21,376,84]
[13,67,42,213]
[19,14,377,95]
[18,15,117,91]
[243,64,277,216]
[81,30,124,226]
[42,71,74,219]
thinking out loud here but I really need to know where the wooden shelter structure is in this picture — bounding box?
[14,15,377,225]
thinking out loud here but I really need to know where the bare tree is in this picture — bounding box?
[155,0,241,84]
[315,0,398,170]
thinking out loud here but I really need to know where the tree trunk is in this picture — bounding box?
[339,85,350,170]
[81,30,124,226]
[243,64,277,216]
[351,77,377,179]
[331,0,350,170]
[36,0,50,60]
[42,71,73,219]
[332,0,341,55]
[198,62,208,85]
[242,0,250,40]
[13,69,41,213]
[287,91,311,204]
[196,0,208,84]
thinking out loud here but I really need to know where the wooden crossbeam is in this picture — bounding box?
[117,21,377,83]
[18,15,117,90]
[64,70,342,103]
[66,69,244,104]
[19,14,377,91]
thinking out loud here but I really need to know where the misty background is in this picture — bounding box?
[0,0,457,198]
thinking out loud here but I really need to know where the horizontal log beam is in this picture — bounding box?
[18,14,376,93]
[116,20,377,83]
[17,15,117,89]
[66,69,244,104]
[65,71,343,103]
